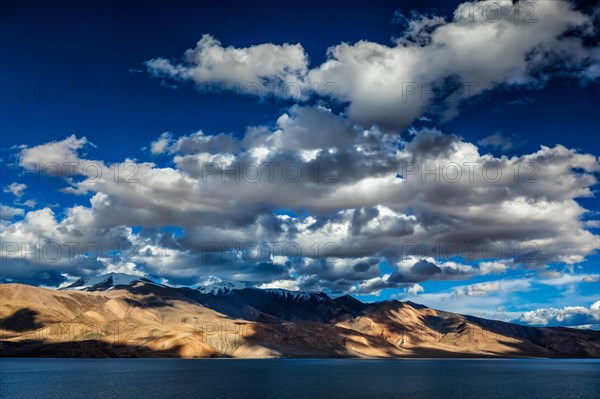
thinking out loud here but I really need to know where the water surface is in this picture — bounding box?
[1,358,599,399]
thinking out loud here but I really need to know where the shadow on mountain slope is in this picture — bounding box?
[0,309,44,332]
[0,339,201,358]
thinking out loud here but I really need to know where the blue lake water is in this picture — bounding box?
[1,358,599,399]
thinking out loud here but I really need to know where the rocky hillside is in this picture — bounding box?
[1,277,599,358]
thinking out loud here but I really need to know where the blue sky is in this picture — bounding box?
[1,0,599,328]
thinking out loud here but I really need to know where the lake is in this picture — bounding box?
[1,358,599,399]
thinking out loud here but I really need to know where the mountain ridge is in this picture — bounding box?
[2,278,599,358]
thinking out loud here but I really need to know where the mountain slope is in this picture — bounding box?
[62,273,160,291]
[1,281,599,358]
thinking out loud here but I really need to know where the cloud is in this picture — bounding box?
[6,2,600,292]
[583,220,600,229]
[582,275,600,283]
[3,103,598,291]
[147,1,600,130]
[447,272,599,299]
[478,132,524,151]
[349,258,515,294]
[0,205,24,220]
[3,183,27,198]
[146,34,308,99]
[517,301,600,327]
[536,273,600,286]
[257,279,301,291]
[407,283,424,295]
[19,135,93,176]
[150,132,173,155]
[308,0,598,129]
[508,96,535,106]
[396,271,600,322]
[388,258,511,286]
[0,206,134,280]
[453,279,531,297]
[351,274,392,296]
[18,199,37,208]
[477,261,509,275]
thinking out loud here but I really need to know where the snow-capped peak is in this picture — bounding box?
[263,289,329,302]
[195,278,248,295]
[63,273,157,291]
[194,277,328,299]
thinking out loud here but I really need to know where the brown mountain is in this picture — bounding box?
[1,279,599,358]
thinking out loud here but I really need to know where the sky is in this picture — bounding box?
[1,0,599,328]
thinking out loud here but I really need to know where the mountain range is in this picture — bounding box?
[1,273,599,358]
